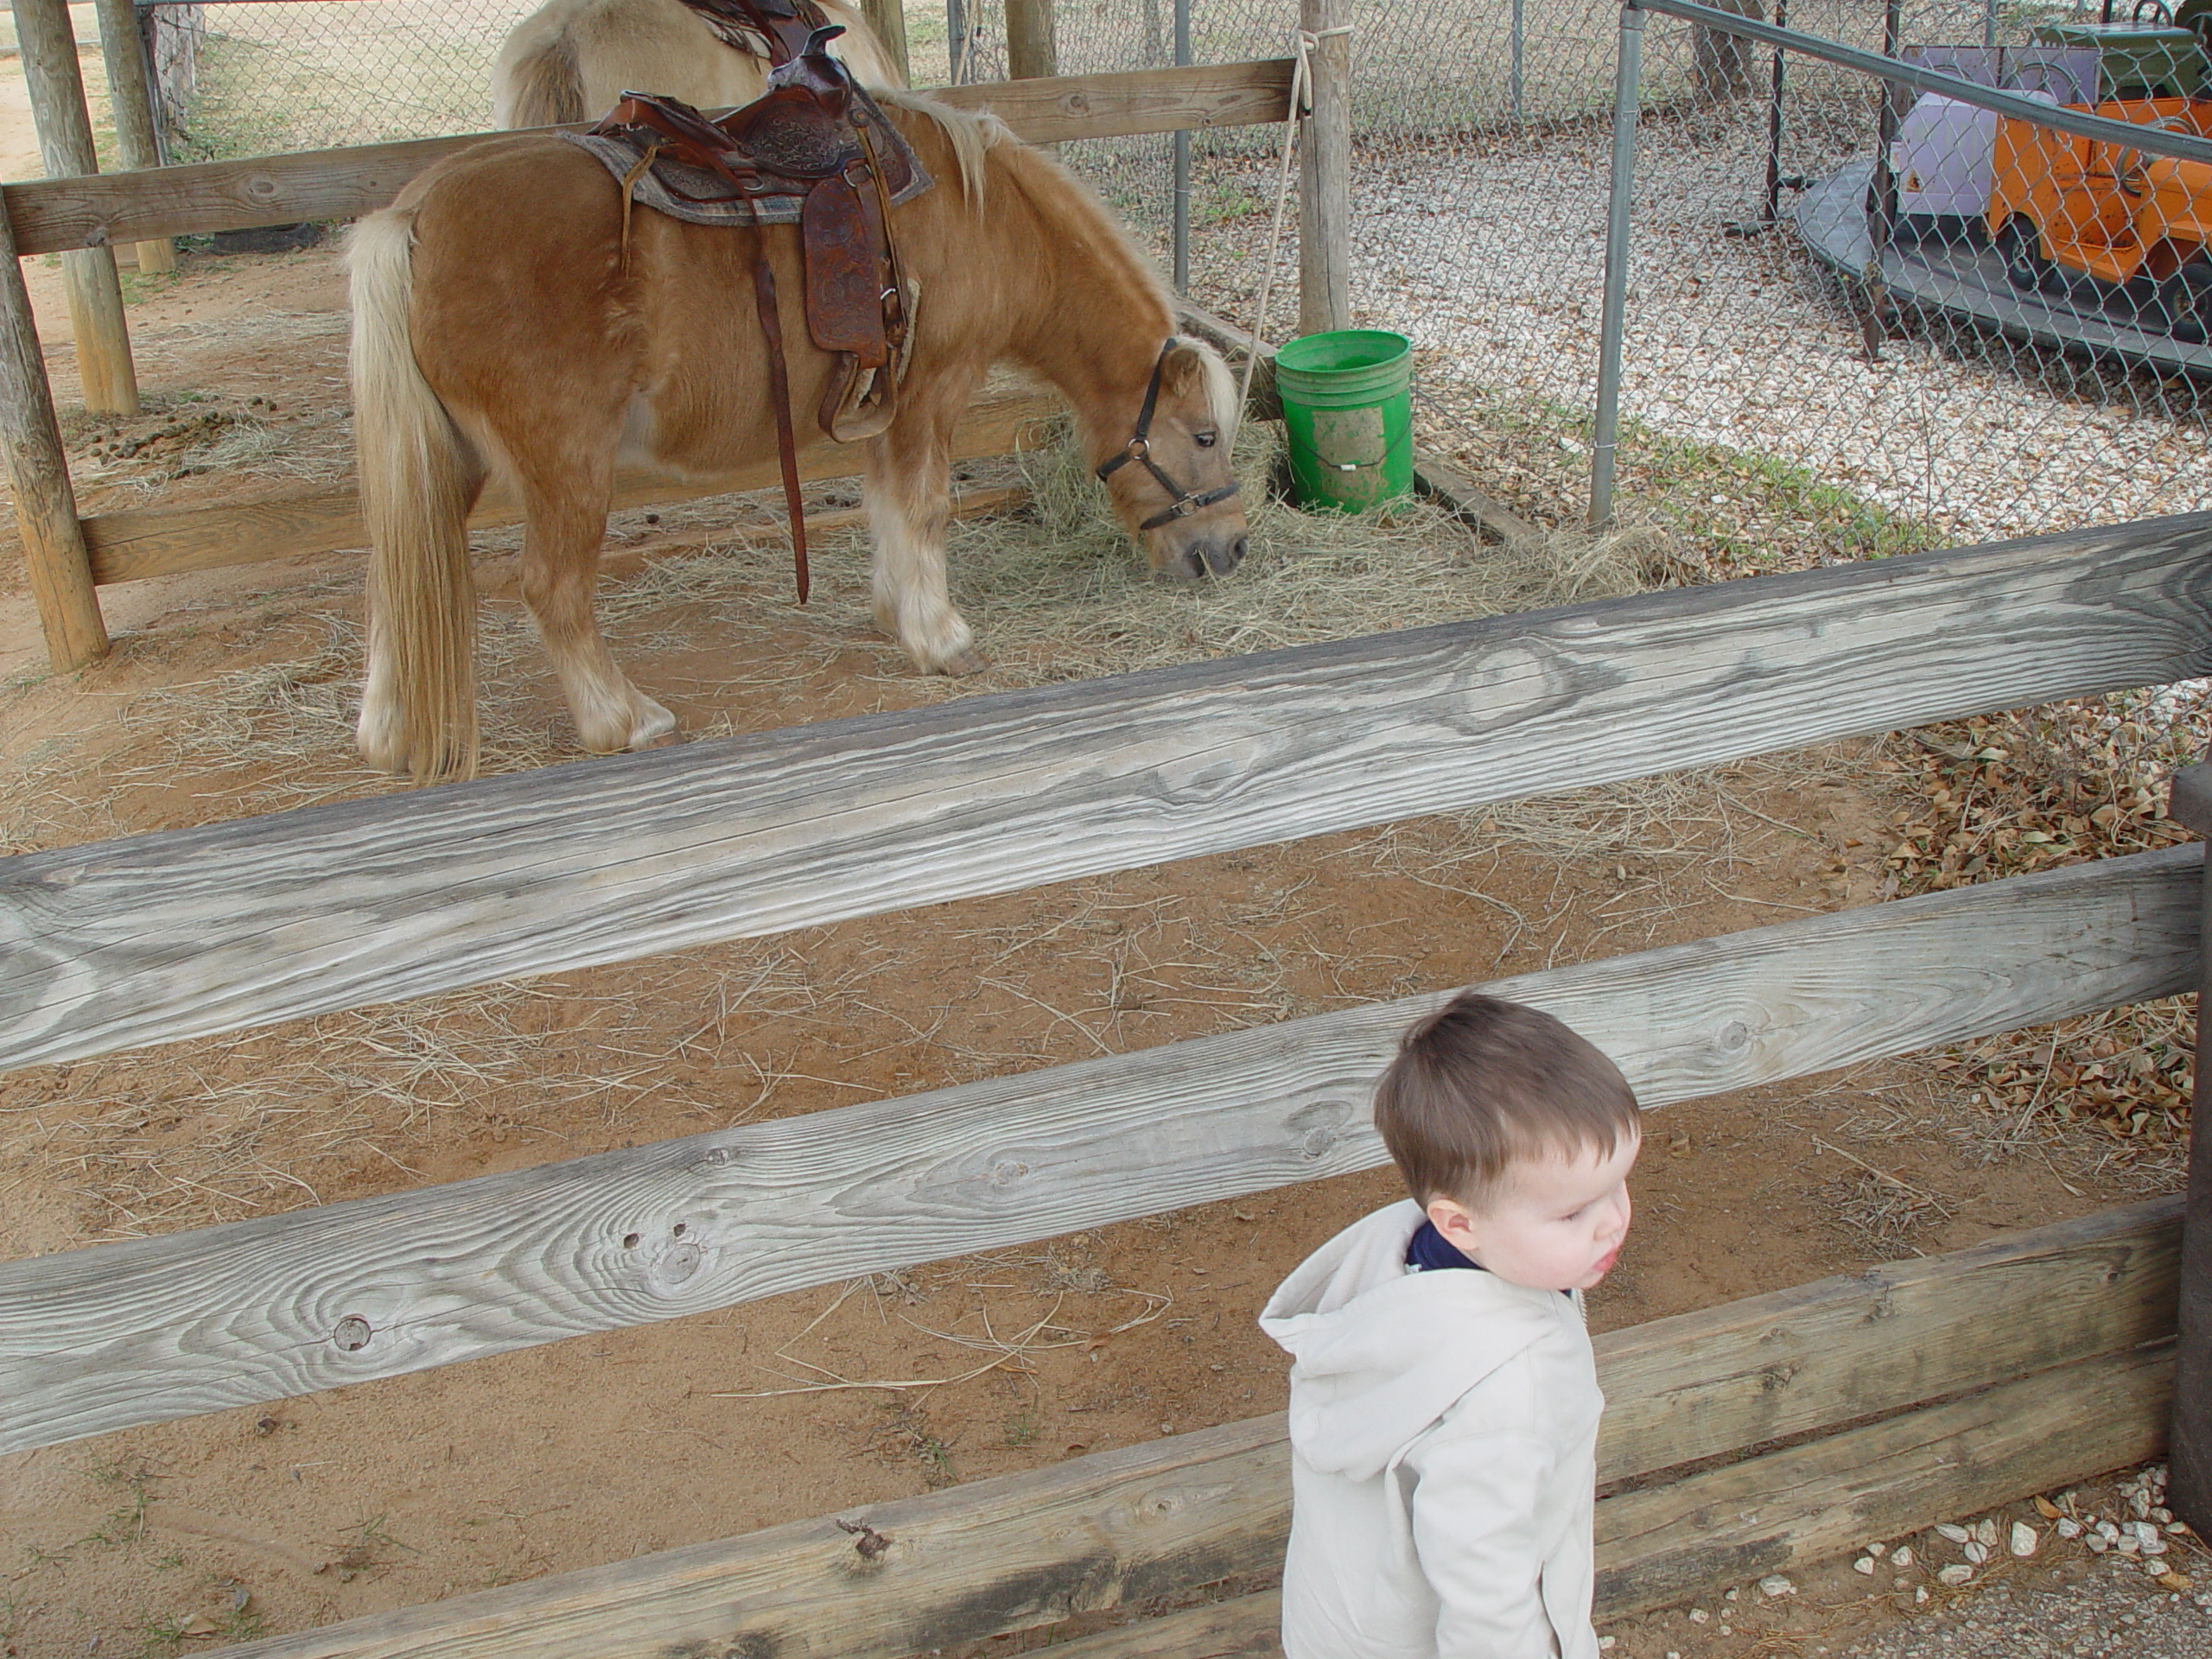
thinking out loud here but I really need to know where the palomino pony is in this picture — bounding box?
[492,0,902,128]
[346,93,1249,779]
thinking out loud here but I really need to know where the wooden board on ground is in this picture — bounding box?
[1412,449,1543,544]
[4,517,2209,1076]
[199,1203,2183,1658]
[1034,1339,2178,1658]
[79,384,1064,584]
[1595,1342,2174,1615]
[0,60,1296,257]
[3,849,2194,1453]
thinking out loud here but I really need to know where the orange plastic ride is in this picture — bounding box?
[1986,94,2212,338]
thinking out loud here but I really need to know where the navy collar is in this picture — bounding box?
[1406,1218,1485,1274]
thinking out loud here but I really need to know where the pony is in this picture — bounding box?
[491,0,903,129]
[346,93,1249,780]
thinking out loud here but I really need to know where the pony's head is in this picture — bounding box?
[1091,338,1249,582]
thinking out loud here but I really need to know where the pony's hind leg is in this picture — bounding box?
[865,382,987,676]
[515,459,678,754]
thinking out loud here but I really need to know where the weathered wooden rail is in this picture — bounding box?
[76,378,1056,582]
[4,842,2195,1454]
[0,60,1297,257]
[5,514,2208,1075]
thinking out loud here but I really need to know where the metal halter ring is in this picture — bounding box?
[1095,339,1241,532]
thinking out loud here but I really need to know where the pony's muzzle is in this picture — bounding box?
[1168,532,1247,581]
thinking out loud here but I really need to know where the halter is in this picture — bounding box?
[1094,339,1242,532]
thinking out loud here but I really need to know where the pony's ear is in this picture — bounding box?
[1160,340,1208,395]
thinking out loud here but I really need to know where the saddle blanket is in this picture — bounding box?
[559,106,931,229]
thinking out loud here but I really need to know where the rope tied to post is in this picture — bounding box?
[1231,23,1353,445]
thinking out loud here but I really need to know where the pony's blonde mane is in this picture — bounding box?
[877,97,1238,426]
[1189,339,1238,432]
[984,140,1238,426]
[875,88,1005,207]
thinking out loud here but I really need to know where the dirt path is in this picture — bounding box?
[0,53,2196,1659]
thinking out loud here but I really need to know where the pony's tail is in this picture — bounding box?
[492,29,586,128]
[346,208,481,782]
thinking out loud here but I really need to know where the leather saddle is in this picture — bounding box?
[584,0,923,600]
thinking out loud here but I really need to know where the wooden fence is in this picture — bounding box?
[3,509,2210,1656]
[195,1199,2182,1659]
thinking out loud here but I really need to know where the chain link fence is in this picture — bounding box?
[1595,0,2212,561]
[116,0,2212,552]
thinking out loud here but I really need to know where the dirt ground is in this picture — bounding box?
[0,160,2202,1659]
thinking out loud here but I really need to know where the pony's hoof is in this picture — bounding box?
[940,647,990,677]
[356,722,411,776]
[626,699,678,750]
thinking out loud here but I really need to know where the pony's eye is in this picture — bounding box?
[1195,430,1218,448]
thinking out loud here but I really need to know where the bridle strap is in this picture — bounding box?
[1096,338,1241,532]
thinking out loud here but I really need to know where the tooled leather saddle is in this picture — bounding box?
[566,0,925,601]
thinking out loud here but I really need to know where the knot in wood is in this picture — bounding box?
[1717,1019,1750,1052]
[836,1517,892,1560]
[700,1146,739,1168]
[1287,1100,1351,1162]
[331,1315,373,1352]
[656,1240,704,1286]
[989,1160,1030,1186]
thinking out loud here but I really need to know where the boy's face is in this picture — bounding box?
[1427,1129,1640,1294]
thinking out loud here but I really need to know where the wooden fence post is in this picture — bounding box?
[1004,0,1056,80]
[856,0,910,85]
[1298,0,1351,337]
[139,2,204,156]
[93,0,175,275]
[1690,0,1764,106]
[0,188,108,669]
[2167,761,2212,1533]
[10,0,139,416]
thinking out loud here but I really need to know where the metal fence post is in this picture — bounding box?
[1589,1,1644,530]
[1173,0,1190,290]
[2168,761,2212,1534]
[1763,0,1788,222]
[1862,0,1903,358]
[1511,0,1525,124]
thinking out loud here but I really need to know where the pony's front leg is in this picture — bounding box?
[864,395,985,676]
[517,466,677,753]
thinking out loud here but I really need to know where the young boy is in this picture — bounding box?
[1260,993,1640,1659]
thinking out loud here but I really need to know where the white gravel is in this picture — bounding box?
[1844,1576,2212,1659]
[1344,109,2212,543]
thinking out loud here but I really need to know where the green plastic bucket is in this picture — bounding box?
[1274,329,1414,512]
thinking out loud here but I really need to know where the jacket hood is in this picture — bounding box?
[1259,1200,1569,1481]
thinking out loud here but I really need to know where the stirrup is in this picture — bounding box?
[818,277,918,442]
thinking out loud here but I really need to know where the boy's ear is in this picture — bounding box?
[1427,1195,1481,1253]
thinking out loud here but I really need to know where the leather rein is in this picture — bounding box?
[1094,339,1241,532]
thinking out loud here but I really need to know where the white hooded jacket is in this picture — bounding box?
[1259,1201,1603,1659]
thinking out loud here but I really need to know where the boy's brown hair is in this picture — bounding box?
[1375,992,1640,1209]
